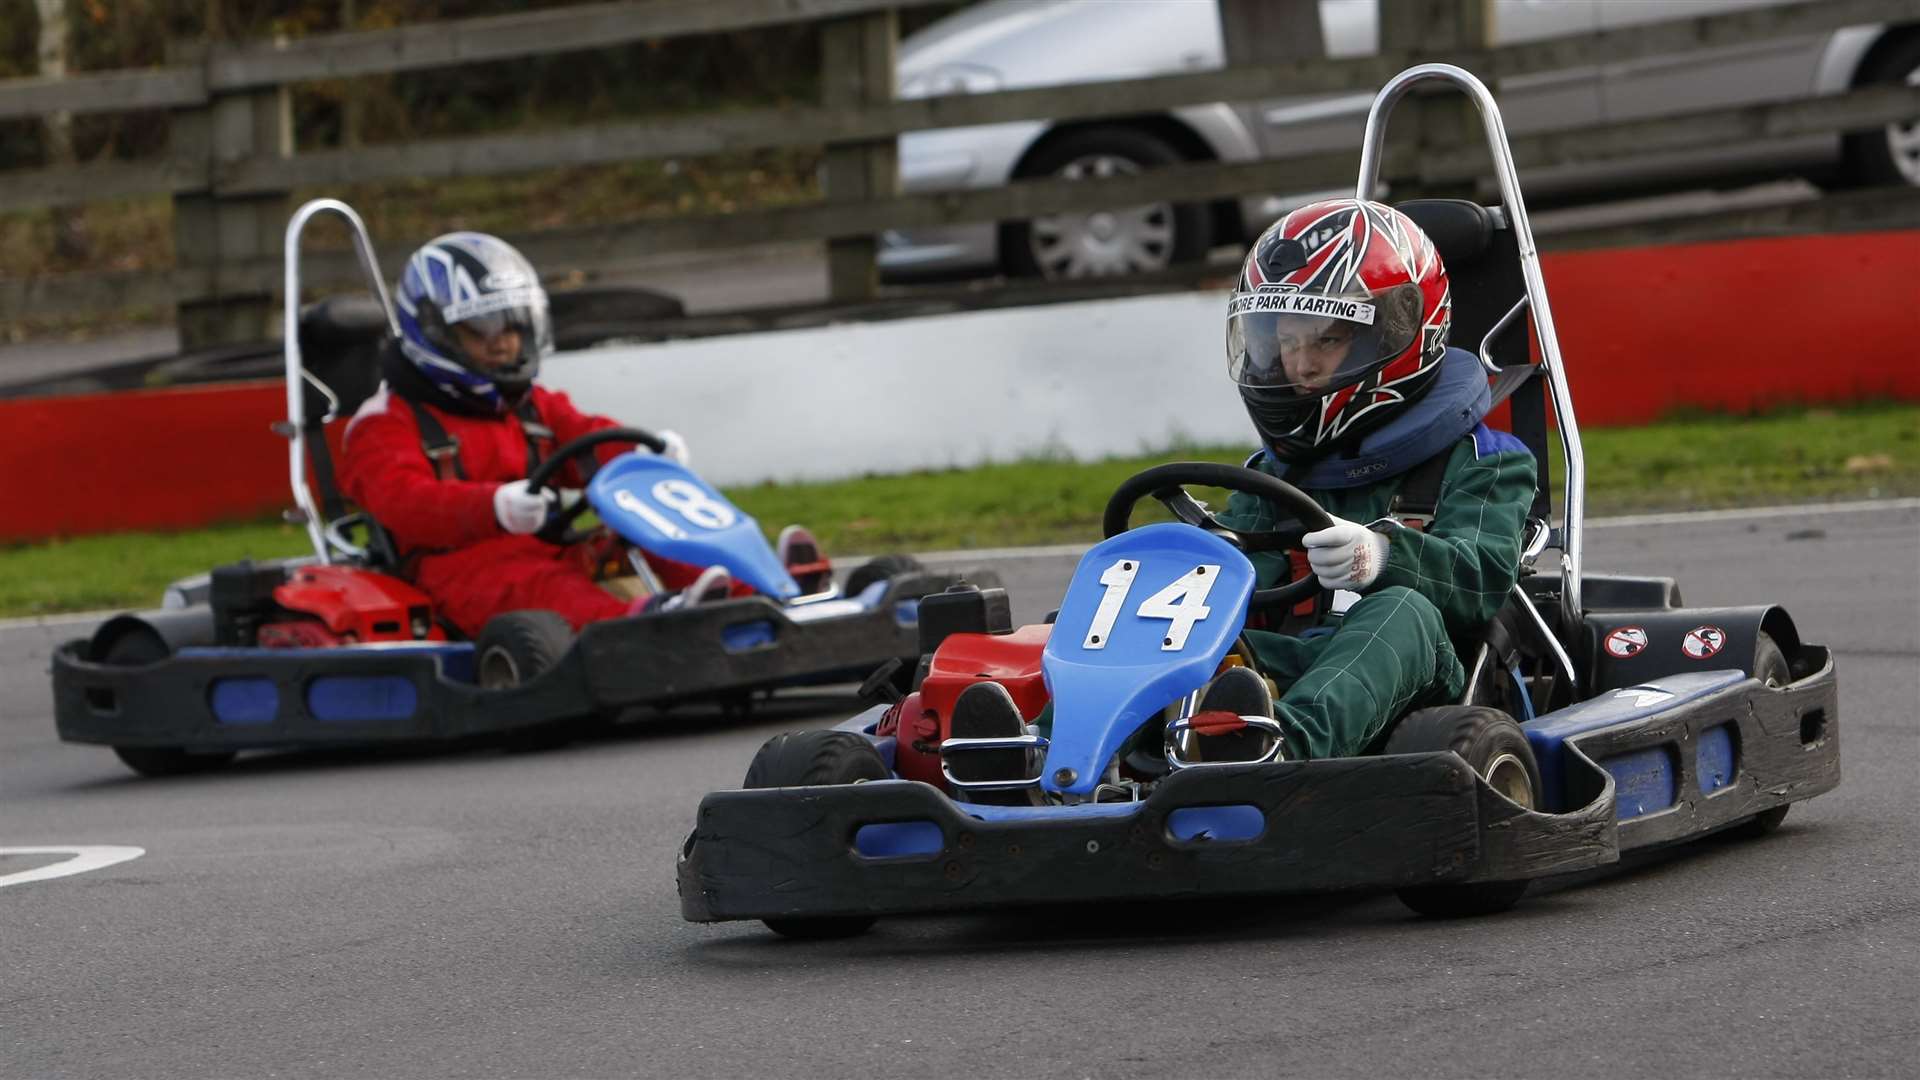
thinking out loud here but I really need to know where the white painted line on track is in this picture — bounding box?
[0,846,145,889]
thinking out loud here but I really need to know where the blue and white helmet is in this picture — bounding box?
[395,232,553,413]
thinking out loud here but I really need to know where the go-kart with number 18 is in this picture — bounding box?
[676,65,1839,939]
[51,199,992,778]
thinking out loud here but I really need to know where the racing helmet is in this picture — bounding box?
[1227,199,1451,464]
[395,232,553,413]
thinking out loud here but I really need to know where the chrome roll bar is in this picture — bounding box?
[1354,64,1586,632]
[282,199,399,563]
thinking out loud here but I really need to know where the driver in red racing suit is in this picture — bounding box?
[341,233,822,637]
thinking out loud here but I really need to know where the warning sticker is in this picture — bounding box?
[1604,626,1649,659]
[1681,625,1727,660]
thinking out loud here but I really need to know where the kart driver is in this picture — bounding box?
[341,232,828,637]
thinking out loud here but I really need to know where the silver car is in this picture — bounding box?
[881,0,1920,282]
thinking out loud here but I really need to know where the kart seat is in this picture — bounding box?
[295,295,401,572]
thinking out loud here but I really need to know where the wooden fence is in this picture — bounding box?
[1,0,1917,346]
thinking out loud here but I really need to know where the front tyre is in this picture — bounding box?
[742,730,889,939]
[841,554,926,598]
[1001,126,1214,280]
[1384,705,1543,918]
[476,610,582,751]
[99,628,235,778]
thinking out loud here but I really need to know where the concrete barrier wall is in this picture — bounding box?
[4,229,1916,541]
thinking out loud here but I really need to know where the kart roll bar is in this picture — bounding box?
[1354,64,1587,632]
[282,199,400,563]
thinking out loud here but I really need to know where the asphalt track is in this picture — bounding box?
[3,502,1914,1079]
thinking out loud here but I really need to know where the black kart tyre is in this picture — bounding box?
[1001,125,1214,280]
[1843,34,1920,188]
[99,629,236,778]
[743,730,889,939]
[476,610,581,751]
[1729,632,1796,838]
[842,554,926,598]
[1384,705,1543,918]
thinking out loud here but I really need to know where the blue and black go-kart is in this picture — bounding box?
[52,199,991,778]
[677,65,1840,938]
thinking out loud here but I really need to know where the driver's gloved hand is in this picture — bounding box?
[646,429,691,467]
[1303,515,1391,591]
[493,479,557,535]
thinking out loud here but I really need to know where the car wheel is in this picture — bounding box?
[1844,34,1920,187]
[476,610,582,751]
[842,554,926,598]
[1383,705,1543,918]
[1002,126,1214,280]
[99,629,236,778]
[742,730,889,940]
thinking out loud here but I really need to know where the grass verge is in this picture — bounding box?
[2,404,1913,618]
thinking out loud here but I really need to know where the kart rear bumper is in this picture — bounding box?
[678,753,1620,923]
[53,574,956,751]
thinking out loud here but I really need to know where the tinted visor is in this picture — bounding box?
[1226,284,1420,394]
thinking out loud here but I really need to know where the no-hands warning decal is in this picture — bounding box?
[1604,626,1649,659]
[1681,625,1727,660]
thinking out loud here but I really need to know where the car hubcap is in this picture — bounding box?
[1482,751,1535,810]
[478,648,521,690]
[1028,154,1177,278]
[1887,65,1920,186]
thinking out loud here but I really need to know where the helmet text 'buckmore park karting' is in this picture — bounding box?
[1228,199,1451,464]
[396,232,556,414]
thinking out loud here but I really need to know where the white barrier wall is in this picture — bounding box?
[543,290,1253,487]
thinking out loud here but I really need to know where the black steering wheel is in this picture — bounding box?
[1101,461,1335,610]
[525,427,669,546]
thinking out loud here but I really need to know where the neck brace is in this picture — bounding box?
[1257,347,1491,489]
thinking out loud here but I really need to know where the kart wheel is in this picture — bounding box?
[1001,125,1214,280]
[477,610,582,751]
[841,554,925,598]
[1731,804,1791,839]
[1384,705,1543,918]
[743,730,888,939]
[97,628,236,778]
[1752,631,1792,688]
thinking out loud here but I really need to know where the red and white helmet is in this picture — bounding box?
[1227,199,1451,464]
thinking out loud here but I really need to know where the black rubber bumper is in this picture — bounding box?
[677,753,1620,923]
[53,573,958,751]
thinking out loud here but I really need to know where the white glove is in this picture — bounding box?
[1303,515,1392,591]
[493,479,556,535]
[644,429,690,467]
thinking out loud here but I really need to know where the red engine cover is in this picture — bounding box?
[272,564,442,644]
[898,624,1052,789]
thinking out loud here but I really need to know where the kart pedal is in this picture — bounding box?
[1168,667,1287,766]
[942,681,1042,790]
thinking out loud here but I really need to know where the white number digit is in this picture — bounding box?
[1083,558,1138,650]
[1138,566,1220,651]
[651,480,737,530]
[614,489,687,540]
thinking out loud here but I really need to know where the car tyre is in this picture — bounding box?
[1001,125,1214,280]
[476,610,583,751]
[841,554,926,598]
[742,730,889,939]
[1843,34,1920,187]
[1384,705,1543,918]
[98,628,237,778]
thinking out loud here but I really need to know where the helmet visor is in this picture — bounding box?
[1226,285,1420,394]
[442,285,546,339]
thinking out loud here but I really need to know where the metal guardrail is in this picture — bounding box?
[0,0,1916,341]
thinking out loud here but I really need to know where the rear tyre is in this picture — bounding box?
[99,628,236,778]
[743,730,889,939]
[1843,34,1920,188]
[476,610,583,751]
[842,554,926,598]
[1728,632,1797,837]
[1384,705,1543,918]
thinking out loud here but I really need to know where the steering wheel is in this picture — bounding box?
[1101,462,1335,610]
[524,427,669,546]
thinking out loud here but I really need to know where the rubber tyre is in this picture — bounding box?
[842,554,926,598]
[1843,34,1920,188]
[99,629,236,778]
[742,730,889,939]
[476,610,580,751]
[1000,125,1214,280]
[1384,705,1543,918]
[1729,632,1796,838]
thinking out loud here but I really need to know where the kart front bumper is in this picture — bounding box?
[53,574,957,752]
[677,753,1620,923]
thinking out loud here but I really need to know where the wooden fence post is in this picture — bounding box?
[169,39,291,349]
[1378,0,1491,201]
[819,9,897,303]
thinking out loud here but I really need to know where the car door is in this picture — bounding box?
[1597,0,1827,120]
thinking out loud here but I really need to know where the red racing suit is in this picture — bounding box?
[341,382,655,636]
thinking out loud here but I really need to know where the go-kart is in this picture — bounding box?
[52,198,991,777]
[676,64,1840,937]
